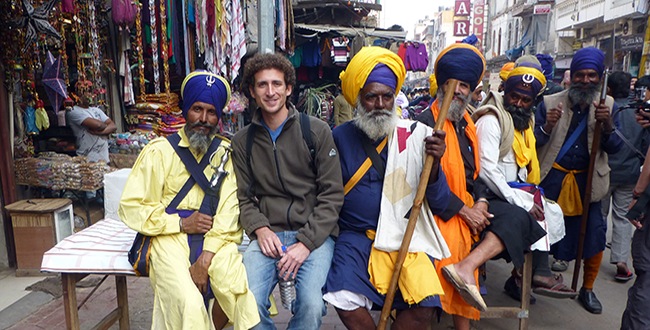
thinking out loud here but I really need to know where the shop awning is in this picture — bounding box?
[295,24,407,40]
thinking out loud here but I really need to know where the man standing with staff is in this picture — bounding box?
[534,47,622,314]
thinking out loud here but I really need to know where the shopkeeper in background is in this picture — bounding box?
[67,80,116,163]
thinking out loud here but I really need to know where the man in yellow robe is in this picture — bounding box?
[119,71,259,329]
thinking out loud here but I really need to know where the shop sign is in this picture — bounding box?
[455,0,470,16]
[473,0,485,51]
[618,34,644,51]
[534,4,552,15]
[454,20,470,36]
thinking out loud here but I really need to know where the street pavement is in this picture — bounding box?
[0,242,633,329]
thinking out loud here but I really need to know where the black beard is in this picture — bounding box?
[506,104,535,131]
[568,82,599,106]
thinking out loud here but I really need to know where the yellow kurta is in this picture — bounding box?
[119,128,259,330]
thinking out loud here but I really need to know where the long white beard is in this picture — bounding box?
[438,89,470,122]
[353,99,398,141]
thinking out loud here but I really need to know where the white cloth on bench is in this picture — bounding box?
[41,218,137,274]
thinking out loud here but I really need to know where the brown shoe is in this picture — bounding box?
[532,274,577,299]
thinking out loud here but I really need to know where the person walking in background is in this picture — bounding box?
[602,72,649,283]
[620,119,650,330]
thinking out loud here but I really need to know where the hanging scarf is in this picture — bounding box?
[512,127,540,184]
[552,163,585,216]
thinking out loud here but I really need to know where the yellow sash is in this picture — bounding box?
[552,162,586,216]
[512,127,540,184]
[343,137,388,195]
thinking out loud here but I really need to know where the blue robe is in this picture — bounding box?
[323,122,451,309]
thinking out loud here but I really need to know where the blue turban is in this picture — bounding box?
[180,71,231,117]
[570,47,605,77]
[505,66,547,97]
[435,44,486,91]
[536,54,554,80]
[364,64,397,90]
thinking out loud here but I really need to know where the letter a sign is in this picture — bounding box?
[455,0,470,16]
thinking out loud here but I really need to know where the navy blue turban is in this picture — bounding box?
[364,64,398,90]
[435,43,486,91]
[536,54,554,80]
[570,47,605,77]
[180,70,231,117]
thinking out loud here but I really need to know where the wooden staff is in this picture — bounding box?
[377,79,460,330]
[571,69,609,290]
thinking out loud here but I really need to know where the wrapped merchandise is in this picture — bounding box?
[14,153,115,191]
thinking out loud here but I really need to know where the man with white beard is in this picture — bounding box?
[323,46,452,329]
[535,47,622,314]
[416,44,546,330]
[120,71,259,329]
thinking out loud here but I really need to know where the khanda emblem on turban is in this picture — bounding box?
[206,75,217,87]
[522,74,535,86]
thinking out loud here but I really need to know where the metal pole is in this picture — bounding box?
[258,0,275,54]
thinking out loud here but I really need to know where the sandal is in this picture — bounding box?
[615,270,634,282]
[532,274,577,299]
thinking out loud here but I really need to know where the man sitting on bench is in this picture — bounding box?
[119,71,259,329]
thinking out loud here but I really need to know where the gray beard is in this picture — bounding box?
[568,82,600,106]
[184,122,218,154]
[438,89,470,122]
[353,99,398,141]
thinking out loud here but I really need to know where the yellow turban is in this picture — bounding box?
[499,62,515,81]
[429,74,438,96]
[340,46,406,106]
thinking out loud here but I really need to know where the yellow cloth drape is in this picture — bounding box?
[429,100,482,320]
[340,46,406,106]
[512,127,540,185]
[552,162,585,216]
[366,230,444,305]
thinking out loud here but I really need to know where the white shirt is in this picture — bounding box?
[475,114,534,212]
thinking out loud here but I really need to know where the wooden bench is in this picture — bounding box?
[481,253,533,330]
[41,218,136,330]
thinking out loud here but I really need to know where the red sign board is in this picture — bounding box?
[455,0,470,16]
[472,0,485,51]
[454,20,470,36]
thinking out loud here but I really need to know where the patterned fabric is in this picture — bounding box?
[330,37,350,66]
[41,218,137,274]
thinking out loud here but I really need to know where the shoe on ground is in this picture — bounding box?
[578,288,602,314]
[615,265,634,282]
[503,275,536,304]
[551,259,569,272]
[532,273,577,299]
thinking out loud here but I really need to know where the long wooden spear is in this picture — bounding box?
[571,69,609,290]
[377,79,459,329]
